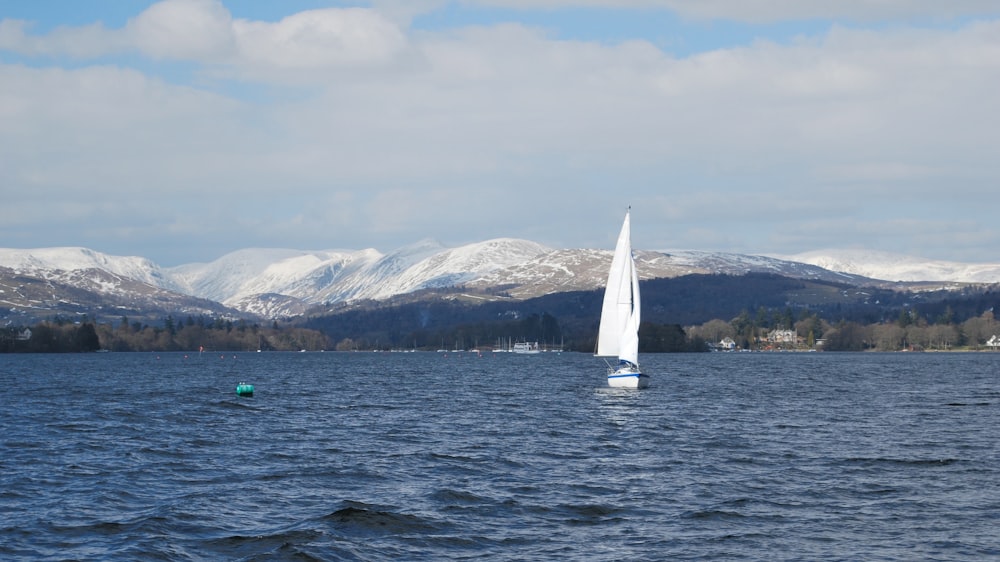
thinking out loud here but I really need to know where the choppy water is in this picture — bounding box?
[1,351,998,560]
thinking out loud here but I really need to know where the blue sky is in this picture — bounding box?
[2,1,999,266]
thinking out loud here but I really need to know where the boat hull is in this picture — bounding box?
[607,369,650,389]
[512,341,541,354]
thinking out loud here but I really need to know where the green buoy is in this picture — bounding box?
[236,383,254,397]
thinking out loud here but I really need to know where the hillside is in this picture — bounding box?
[0,265,239,326]
[2,243,999,329]
[299,273,993,352]
[777,249,1000,284]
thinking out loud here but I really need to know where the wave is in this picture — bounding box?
[429,488,491,505]
[843,457,962,467]
[555,502,626,526]
[321,501,445,536]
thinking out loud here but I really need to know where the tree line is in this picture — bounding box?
[1,315,330,353]
[684,307,1000,351]
[6,309,998,354]
[1,312,702,354]
[5,274,999,353]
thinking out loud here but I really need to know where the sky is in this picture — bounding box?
[1,0,999,267]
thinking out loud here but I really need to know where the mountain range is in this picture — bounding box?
[2,242,998,325]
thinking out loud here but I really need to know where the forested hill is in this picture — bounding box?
[6,273,997,353]
[299,273,1000,352]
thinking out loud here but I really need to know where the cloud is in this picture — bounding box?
[127,0,236,60]
[664,0,998,22]
[0,18,126,58]
[1,0,409,74]
[1,2,999,263]
[444,0,1000,23]
[231,8,407,69]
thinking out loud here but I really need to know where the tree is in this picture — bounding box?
[872,323,906,351]
[687,319,733,345]
[75,323,101,352]
[823,321,869,351]
[962,312,999,348]
[795,314,824,341]
[906,325,928,350]
[638,322,690,352]
[936,306,955,325]
[928,324,959,350]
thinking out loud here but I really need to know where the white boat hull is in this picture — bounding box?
[607,367,650,389]
[512,341,541,354]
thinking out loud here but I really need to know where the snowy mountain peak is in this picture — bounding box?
[0,247,171,287]
[359,238,552,300]
[167,248,384,304]
[3,242,999,321]
[777,249,1000,283]
[140,238,552,310]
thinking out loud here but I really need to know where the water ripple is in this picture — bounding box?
[1,351,999,560]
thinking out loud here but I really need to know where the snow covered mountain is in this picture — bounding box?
[0,247,178,290]
[2,243,997,322]
[167,247,381,308]
[0,257,237,325]
[163,238,553,316]
[469,249,870,299]
[776,249,1000,284]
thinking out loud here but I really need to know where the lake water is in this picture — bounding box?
[1,351,998,560]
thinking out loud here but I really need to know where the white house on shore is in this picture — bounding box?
[766,329,798,344]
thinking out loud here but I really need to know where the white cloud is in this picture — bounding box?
[1,2,999,262]
[126,0,236,60]
[665,0,999,22]
[231,8,407,69]
[1,0,409,74]
[449,0,1000,23]
[0,18,126,58]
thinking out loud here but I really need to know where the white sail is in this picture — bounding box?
[597,209,648,388]
[619,254,640,366]
[597,210,639,363]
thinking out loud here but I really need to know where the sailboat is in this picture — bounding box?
[596,208,650,389]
